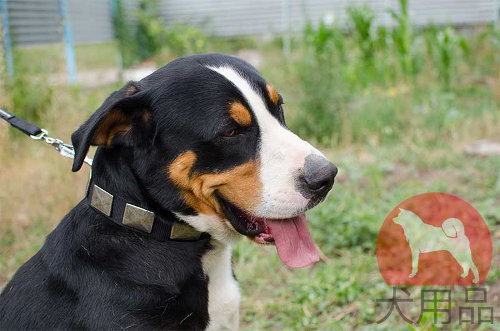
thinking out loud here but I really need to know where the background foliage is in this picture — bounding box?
[1,1,499,329]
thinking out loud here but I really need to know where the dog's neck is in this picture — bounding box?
[87,147,208,242]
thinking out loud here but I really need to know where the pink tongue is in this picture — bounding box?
[266,214,319,268]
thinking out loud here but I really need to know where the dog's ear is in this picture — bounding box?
[71,81,154,172]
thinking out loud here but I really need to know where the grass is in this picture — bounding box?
[12,42,119,74]
[1,15,499,331]
[236,144,500,330]
[248,24,500,326]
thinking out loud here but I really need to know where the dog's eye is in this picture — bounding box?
[223,129,239,137]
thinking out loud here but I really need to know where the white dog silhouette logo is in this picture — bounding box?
[393,208,479,283]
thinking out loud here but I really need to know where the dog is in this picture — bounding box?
[393,208,479,283]
[0,54,337,330]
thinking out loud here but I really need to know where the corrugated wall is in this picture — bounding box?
[5,0,113,45]
[409,0,497,26]
[68,0,113,43]
[157,0,373,36]
[3,0,499,45]
[158,0,498,36]
[7,0,61,45]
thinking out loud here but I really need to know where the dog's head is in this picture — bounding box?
[393,208,421,228]
[72,54,337,268]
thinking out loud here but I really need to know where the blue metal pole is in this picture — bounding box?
[59,0,77,84]
[111,0,117,18]
[0,0,14,77]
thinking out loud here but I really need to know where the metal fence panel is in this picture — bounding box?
[68,0,113,43]
[408,0,497,26]
[4,0,500,46]
[157,0,498,36]
[7,0,61,45]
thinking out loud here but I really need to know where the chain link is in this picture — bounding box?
[30,129,93,166]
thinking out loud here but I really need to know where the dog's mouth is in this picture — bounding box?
[217,193,319,268]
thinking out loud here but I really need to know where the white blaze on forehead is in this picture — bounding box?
[206,65,324,218]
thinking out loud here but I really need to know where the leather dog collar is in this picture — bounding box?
[86,182,208,242]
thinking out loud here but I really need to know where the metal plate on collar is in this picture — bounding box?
[170,222,201,240]
[90,185,113,216]
[123,203,155,233]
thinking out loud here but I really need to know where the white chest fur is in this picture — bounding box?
[203,241,241,331]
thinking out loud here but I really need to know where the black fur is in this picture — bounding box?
[0,54,283,330]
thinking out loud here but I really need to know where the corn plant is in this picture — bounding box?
[294,22,350,145]
[423,24,439,59]
[489,26,500,77]
[389,0,415,76]
[303,21,345,62]
[435,27,460,89]
[347,5,376,64]
[375,26,389,52]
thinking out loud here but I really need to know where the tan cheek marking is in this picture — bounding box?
[168,152,263,218]
[199,160,262,213]
[168,150,197,188]
[229,101,252,127]
[92,111,132,146]
[169,151,222,216]
[266,84,279,105]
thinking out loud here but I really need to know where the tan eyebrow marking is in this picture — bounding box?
[266,84,279,105]
[229,101,252,127]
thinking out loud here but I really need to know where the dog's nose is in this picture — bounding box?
[301,154,338,196]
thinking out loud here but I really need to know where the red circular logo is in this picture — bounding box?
[377,193,492,285]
